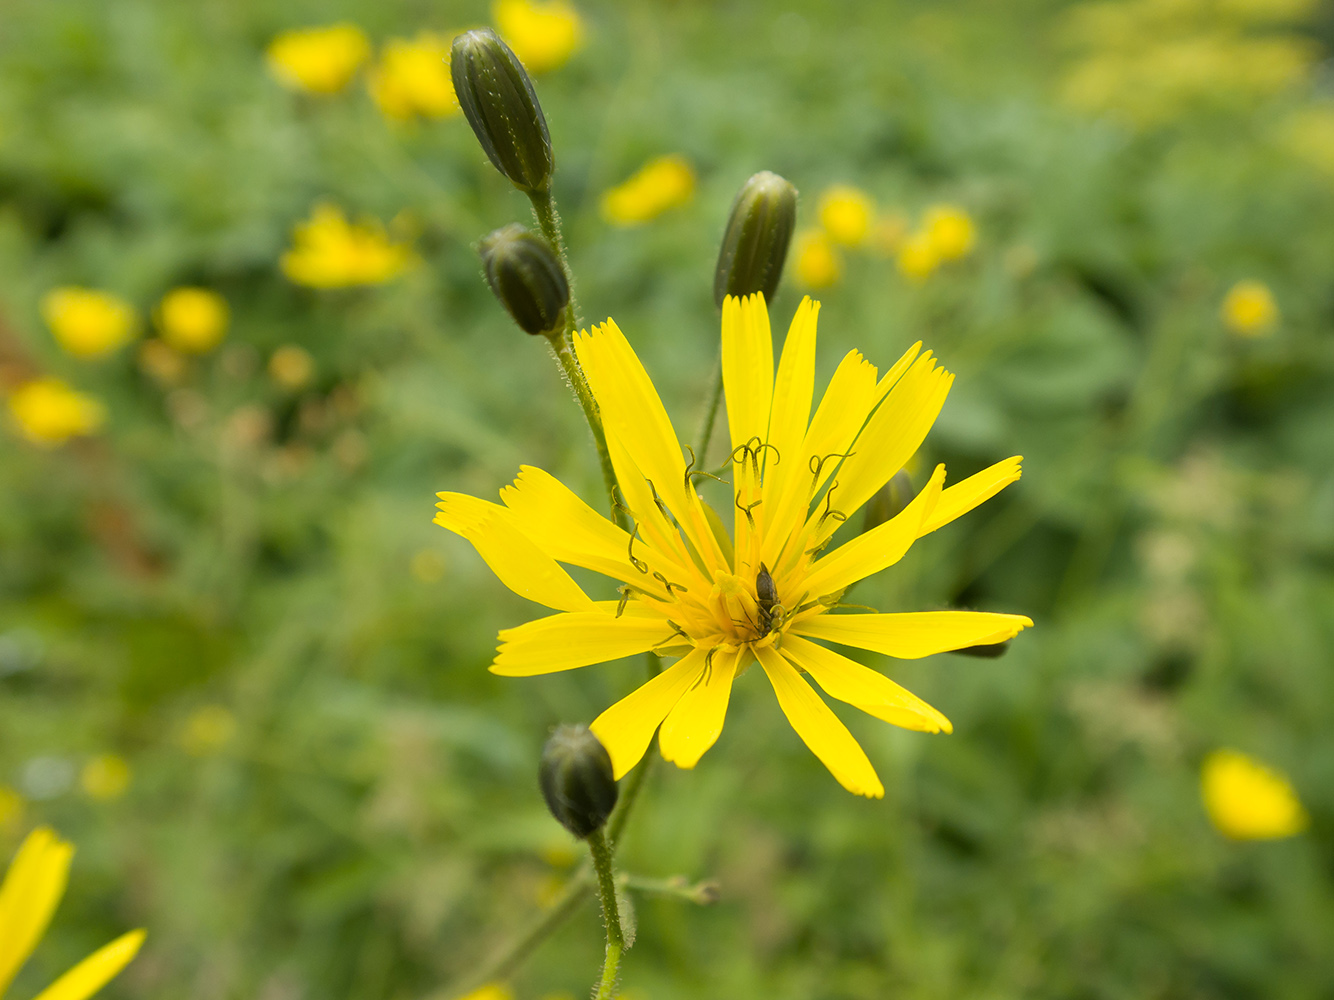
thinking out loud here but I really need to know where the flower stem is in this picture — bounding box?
[586,828,625,999]
[694,352,724,464]
[529,188,626,530]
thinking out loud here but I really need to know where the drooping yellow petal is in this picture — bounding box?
[721,293,775,456]
[801,464,945,600]
[755,646,884,798]
[780,635,951,733]
[792,611,1033,659]
[658,646,742,768]
[574,321,726,572]
[31,929,145,1000]
[435,493,594,612]
[591,648,710,778]
[499,465,687,598]
[0,828,74,996]
[492,605,674,676]
[919,456,1022,536]
[816,353,953,539]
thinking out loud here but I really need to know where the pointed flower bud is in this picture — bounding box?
[479,224,569,336]
[451,29,554,193]
[539,725,619,838]
[714,171,798,308]
[862,469,916,533]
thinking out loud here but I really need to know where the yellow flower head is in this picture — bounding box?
[794,230,842,289]
[80,755,131,802]
[1221,280,1279,336]
[269,345,316,390]
[457,985,515,1000]
[923,203,976,261]
[181,705,238,756]
[0,827,145,1000]
[1202,748,1308,840]
[369,33,459,122]
[281,204,414,288]
[817,186,874,247]
[436,295,1030,796]
[494,0,584,74]
[267,23,370,94]
[156,287,229,354]
[41,288,136,359]
[600,155,696,226]
[896,230,941,282]
[7,378,106,447]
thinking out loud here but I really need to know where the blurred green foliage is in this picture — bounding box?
[2,0,1334,998]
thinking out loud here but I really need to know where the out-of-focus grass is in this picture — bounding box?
[1,1,1333,998]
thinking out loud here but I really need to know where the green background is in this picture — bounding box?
[1,0,1332,997]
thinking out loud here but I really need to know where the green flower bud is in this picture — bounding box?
[714,171,798,308]
[479,224,569,336]
[862,469,916,533]
[451,29,554,193]
[539,725,618,839]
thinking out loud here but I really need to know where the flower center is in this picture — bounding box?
[703,570,772,645]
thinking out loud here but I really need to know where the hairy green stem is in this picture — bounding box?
[529,188,626,530]
[694,353,725,466]
[587,829,625,999]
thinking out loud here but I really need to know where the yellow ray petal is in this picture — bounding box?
[919,456,1022,536]
[591,648,709,778]
[658,645,742,768]
[801,464,945,599]
[815,353,953,541]
[0,827,74,997]
[492,606,674,676]
[499,465,688,597]
[761,297,819,524]
[31,929,145,1000]
[435,493,594,612]
[780,634,951,733]
[574,320,726,572]
[721,293,775,455]
[761,348,886,567]
[755,645,884,798]
[792,610,1033,659]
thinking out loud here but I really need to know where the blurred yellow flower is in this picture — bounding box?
[369,33,459,121]
[1202,748,1308,840]
[7,378,106,447]
[80,755,131,802]
[868,212,909,256]
[0,827,145,1000]
[896,230,941,282]
[1221,280,1278,336]
[817,185,874,246]
[457,985,513,1000]
[600,155,696,226]
[281,204,414,288]
[493,0,584,74]
[269,345,315,391]
[923,203,976,261]
[155,287,229,354]
[40,288,137,359]
[181,705,238,756]
[267,23,370,94]
[793,229,841,289]
[0,787,21,833]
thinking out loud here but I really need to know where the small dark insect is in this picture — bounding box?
[755,562,784,637]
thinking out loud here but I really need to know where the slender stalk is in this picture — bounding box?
[586,829,625,1000]
[694,353,725,465]
[528,188,626,530]
[451,874,592,996]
